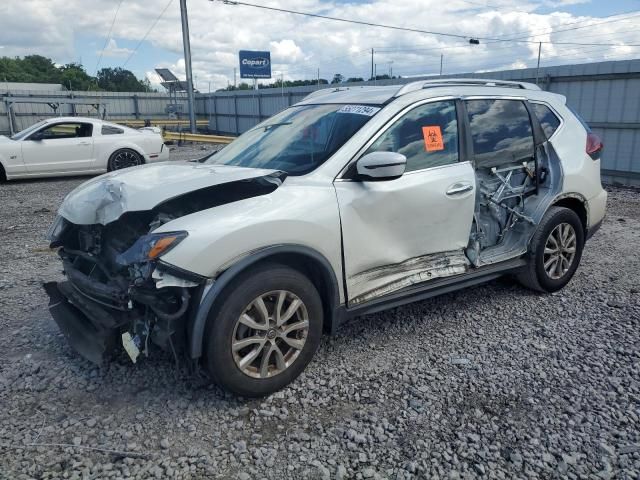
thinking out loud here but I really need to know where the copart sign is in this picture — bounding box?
[239,50,272,79]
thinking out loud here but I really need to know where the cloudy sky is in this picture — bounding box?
[0,0,639,90]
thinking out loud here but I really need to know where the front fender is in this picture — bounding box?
[186,244,342,359]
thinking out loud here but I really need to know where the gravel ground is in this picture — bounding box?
[0,148,639,479]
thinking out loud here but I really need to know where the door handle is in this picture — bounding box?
[77,142,91,146]
[446,183,474,196]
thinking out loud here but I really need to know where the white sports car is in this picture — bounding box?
[0,117,169,181]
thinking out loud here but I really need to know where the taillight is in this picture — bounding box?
[586,132,603,160]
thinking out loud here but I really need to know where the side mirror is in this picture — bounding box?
[356,152,406,181]
[29,132,45,141]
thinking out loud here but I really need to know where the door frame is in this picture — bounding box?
[332,96,478,306]
[335,96,473,181]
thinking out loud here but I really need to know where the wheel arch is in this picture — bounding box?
[551,192,589,235]
[188,244,343,360]
[0,160,6,181]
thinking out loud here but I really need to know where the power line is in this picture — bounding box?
[212,0,640,47]
[95,0,125,74]
[123,0,175,68]
[490,9,640,42]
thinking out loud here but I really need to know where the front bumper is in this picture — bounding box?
[44,281,120,364]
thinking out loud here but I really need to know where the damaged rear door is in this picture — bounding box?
[335,99,475,306]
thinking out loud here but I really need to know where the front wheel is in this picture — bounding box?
[107,149,143,171]
[517,206,585,292]
[204,264,323,397]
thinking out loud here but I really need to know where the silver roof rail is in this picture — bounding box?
[394,78,541,97]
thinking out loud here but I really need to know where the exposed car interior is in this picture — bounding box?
[464,99,562,266]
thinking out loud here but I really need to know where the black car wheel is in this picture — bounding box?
[517,206,585,292]
[203,263,323,397]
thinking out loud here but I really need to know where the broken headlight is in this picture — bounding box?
[116,231,188,266]
[47,215,69,246]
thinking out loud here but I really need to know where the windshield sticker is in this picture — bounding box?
[337,105,381,116]
[422,126,444,152]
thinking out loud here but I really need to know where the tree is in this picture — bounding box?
[97,67,150,92]
[331,73,344,84]
[0,55,151,92]
[345,77,364,83]
[59,63,96,91]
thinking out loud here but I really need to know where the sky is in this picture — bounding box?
[0,0,639,91]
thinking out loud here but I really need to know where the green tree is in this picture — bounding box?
[59,63,96,91]
[97,67,150,92]
[331,73,344,84]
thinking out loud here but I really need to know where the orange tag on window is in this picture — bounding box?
[422,126,444,151]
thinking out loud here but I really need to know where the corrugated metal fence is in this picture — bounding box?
[2,59,639,185]
[0,89,189,135]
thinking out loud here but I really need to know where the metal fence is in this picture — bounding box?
[0,89,189,136]
[2,59,639,185]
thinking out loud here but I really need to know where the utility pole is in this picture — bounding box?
[179,0,196,133]
[535,42,542,86]
[440,54,443,77]
[233,68,237,88]
[371,48,374,81]
[317,68,320,86]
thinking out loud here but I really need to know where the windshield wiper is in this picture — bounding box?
[263,121,292,131]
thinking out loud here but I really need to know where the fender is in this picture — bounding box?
[188,244,343,359]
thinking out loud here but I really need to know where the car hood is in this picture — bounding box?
[59,161,282,225]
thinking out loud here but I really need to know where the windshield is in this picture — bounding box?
[205,104,380,175]
[11,120,48,140]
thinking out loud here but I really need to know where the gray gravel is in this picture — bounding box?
[1,151,639,479]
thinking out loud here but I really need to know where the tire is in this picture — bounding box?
[517,206,585,292]
[204,263,323,397]
[107,149,143,171]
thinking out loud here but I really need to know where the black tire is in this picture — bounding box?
[517,206,585,292]
[204,263,323,397]
[107,149,143,171]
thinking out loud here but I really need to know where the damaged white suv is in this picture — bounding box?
[45,79,607,396]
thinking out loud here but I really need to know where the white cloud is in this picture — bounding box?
[0,0,638,90]
[98,39,133,58]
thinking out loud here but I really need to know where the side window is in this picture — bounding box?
[38,122,93,140]
[102,125,124,135]
[366,100,459,172]
[532,103,561,138]
[465,99,534,168]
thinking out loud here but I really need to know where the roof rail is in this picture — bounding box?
[394,78,541,96]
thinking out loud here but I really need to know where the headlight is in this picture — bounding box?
[116,231,188,266]
[47,215,69,246]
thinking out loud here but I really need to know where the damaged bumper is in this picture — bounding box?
[44,281,119,364]
[45,247,207,364]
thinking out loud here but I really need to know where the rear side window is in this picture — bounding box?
[102,125,124,135]
[532,103,561,138]
[366,100,459,172]
[465,99,534,168]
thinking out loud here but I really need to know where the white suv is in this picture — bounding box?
[45,79,607,396]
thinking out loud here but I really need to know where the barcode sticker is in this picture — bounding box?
[337,105,381,116]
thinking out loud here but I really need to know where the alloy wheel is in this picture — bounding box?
[543,222,577,280]
[231,290,309,379]
[112,150,141,170]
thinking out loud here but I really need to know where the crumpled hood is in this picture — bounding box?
[59,161,281,225]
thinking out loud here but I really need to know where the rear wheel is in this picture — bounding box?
[204,264,323,397]
[517,206,585,292]
[107,149,143,171]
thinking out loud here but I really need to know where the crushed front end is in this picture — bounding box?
[44,212,206,365]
